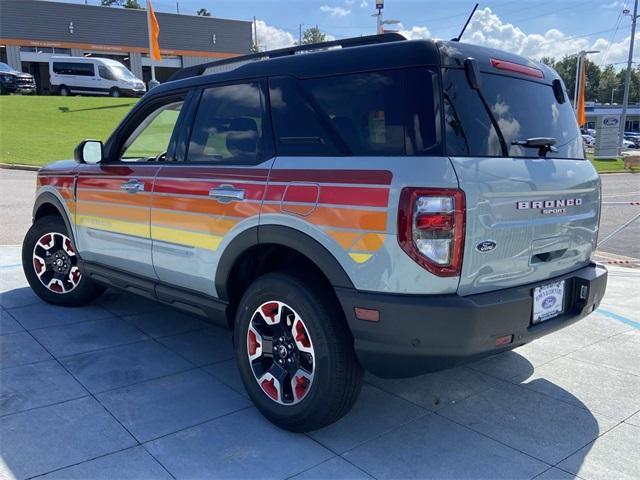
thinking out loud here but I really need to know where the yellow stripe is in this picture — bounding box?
[151,225,223,251]
[348,253,373,264]
[76,215,149,238]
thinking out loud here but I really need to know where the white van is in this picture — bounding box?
[49,56,146,97]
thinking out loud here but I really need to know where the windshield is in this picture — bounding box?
[110,65,137,80]
[443,69,584,159]
[0,62,14,73]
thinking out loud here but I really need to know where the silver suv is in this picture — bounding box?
[23,34,607,431]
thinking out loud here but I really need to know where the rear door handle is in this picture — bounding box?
[209,185,245,203]
[121,179,145,193]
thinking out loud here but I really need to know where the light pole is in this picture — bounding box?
[618,0,639,151]
[573,50,599,111]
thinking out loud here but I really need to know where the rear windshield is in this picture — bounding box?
[442,68,584,159]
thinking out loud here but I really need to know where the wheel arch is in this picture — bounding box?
[32,192,76,246]
[216,225,355,327]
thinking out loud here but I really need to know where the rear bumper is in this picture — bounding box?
[336,263,607,378]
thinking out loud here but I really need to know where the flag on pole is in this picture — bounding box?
[577,58,586,126]
[148,0,162,61]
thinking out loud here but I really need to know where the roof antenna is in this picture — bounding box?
[451,3,479,42]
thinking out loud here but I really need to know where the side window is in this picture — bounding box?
[303,71,405,156]
[187,82,273,163]
[269,76,342,156]
[53,62,95,76]
[120,100,184,162]
[98,66,116,80]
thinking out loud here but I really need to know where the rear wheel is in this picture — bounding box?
[58,85,70,96]
[109,87,121,98]
[234,272,363,432]
[22,216,105,306]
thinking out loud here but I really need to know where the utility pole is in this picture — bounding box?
[299,24,302,45]
[253,16,258,52]
[618,0,639,151]
[176,2,179,14]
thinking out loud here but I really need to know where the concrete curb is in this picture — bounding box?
[0,163,40,172]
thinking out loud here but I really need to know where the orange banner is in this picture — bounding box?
[148,0,162,61]
[577,58,586,127]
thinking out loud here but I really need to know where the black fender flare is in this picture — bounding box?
[32,192,76,246]
[215,225,354,301]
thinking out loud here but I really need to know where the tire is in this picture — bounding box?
[234,272,363,432]
[109,87,121,98]
[22,216,105,306]
[58,85,70,96]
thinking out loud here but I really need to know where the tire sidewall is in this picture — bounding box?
[234,273,341,423]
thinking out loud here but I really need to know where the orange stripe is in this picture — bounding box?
[326,231,361,249]
[263,204,387,231]
[77,202,148,223]
[153,195,260,218]
[352,233,385,251]
[152,210,237,236]
[77,190,150,207]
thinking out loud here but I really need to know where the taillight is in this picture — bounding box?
[398,188,465,277]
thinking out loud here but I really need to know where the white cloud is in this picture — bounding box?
[254,20,295,50]
[398,25,431,40]
[320,5,352,17]
[360,0,368,7]
[602,1,622,8]
[398,7,638,69]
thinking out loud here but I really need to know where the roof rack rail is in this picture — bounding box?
[169,33,406,82]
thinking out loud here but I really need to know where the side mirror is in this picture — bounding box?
[74,140,103,164]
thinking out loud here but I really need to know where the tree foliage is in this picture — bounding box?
[544,56,639,105]
[101,0,142,8]
[300,27,326,45]
[197,8,211,16]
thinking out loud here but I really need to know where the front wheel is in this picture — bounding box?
[22,216,105,306]
[234,272,363,432]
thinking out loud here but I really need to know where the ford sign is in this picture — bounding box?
[603,117,619,127]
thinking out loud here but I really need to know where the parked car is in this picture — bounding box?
[49,56,146,97]
[582,134,595,147]
[24,34,607,431]
[0,62,36,94]
[622,138,637,149]
[623,134,640,148]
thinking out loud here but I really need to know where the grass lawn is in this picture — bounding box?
[0,96,137,166]
[586,152,637,174]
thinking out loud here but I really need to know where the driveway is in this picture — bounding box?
[1,243,639,479]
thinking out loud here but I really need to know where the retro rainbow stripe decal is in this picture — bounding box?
[37,167,392,264]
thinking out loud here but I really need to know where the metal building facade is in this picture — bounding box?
[0,0,252,92]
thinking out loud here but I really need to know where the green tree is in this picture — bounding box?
[197,8,211,16]
[597,65,620,103]
[300,26,326,45]
[101,0,142,8]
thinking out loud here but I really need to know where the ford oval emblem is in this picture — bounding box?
[476,240,497,253]
[603,117,619,127]
[542,297,556,309]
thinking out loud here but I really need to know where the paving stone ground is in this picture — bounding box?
[1,245,639,480]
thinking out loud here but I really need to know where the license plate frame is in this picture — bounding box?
[532,280,565,324]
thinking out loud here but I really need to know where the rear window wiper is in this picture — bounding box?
[512,137,557,158]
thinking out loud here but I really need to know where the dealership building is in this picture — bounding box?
[585,104,640,133]
[0,0,252,93]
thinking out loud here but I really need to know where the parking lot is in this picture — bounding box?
[1,168,639,480]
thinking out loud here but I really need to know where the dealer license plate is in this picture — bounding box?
[532,280,565,324]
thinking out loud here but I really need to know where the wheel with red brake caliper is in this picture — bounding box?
[234,272,363,432]
[22,216,104,306]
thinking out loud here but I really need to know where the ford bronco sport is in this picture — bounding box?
[23,34,607,432]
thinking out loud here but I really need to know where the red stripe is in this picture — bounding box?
[39,176,75,188]
[157,167,270,182]
[269,169,392,185]
[265,184,389,207]
[153,180,266,200]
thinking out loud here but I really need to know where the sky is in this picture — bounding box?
[47,0,639,68]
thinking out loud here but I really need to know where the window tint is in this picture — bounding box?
[269,76,342,156]
[98,66,116,81]
[443,68,583,159]
[300,69,440,156]
[52,62,95,77]
[121,101,183,162]
[187,82,273,163]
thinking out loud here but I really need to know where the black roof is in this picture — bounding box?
[149,34,558,99]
